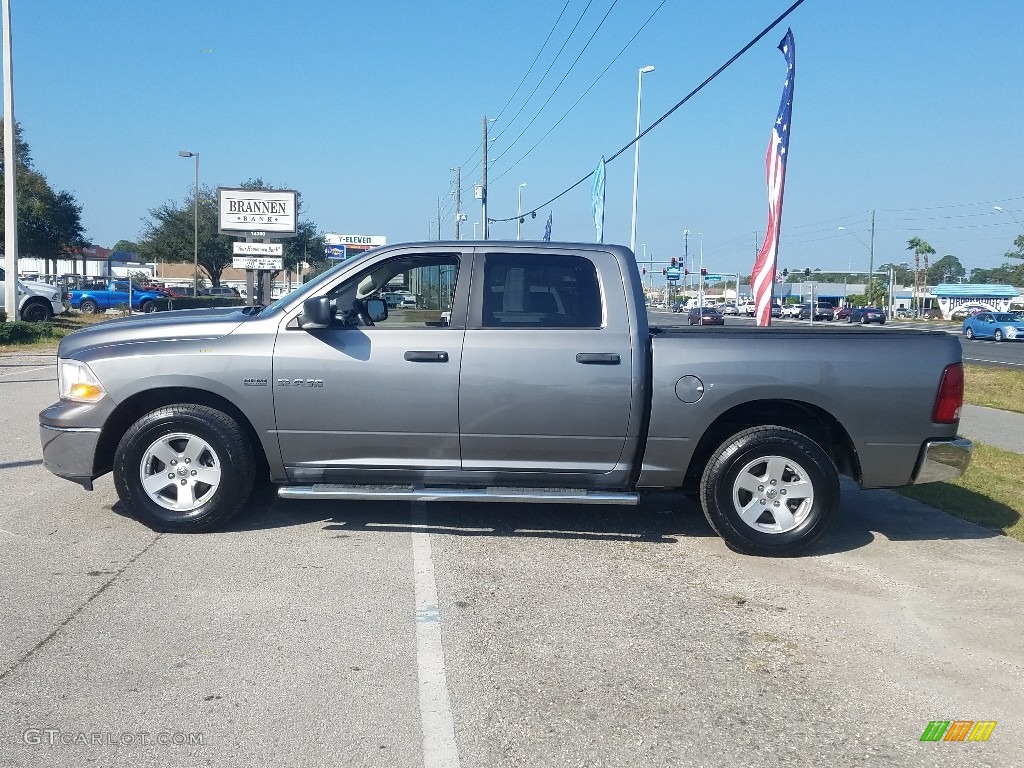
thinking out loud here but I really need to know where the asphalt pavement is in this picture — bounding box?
[2,348,1022,768]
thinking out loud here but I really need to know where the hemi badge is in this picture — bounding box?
[243,378,268,387]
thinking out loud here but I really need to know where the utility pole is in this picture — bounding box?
[436,197,442,241]
[2,0,18,321]
[453,166,463,240]
[867,208,876,305]
[683,230,689,294]
[481,115,489,240]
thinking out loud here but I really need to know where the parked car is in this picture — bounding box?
[797,302,834,321]
[671,301,687,313]
[687,306,725,325]
[835,306,855,321]
[962,311,1024,341]
[780,303,801,318]
[848,307,886,325]
[770,304,782,318]
[720,303,739,315]
[66,280,166,314]
[949,304,991,321]
[202,286,241,297]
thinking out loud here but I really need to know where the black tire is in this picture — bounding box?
[113,404,255,533]
[965,327,974,339]
[860,315,868,324]
[699,426,840,556]
[878,319,885,325]
[21,300,52,322]
[140,300,156,314]
[847,316,853,323]
[994,329,1003,342]
[80,299,99,315]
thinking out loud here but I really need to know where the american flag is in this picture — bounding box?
[543,211,552,241]
[751,29,795,327]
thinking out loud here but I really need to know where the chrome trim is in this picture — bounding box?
[911,437,973,484]
[40,424,101,434]
[278,484,639,505]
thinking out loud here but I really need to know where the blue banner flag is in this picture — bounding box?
[543,212,552,241]
[591,157,606,243]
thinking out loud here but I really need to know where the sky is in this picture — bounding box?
[4,0,1024,281]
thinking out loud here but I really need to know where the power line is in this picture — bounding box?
[492,0,573,125]
[489,0,811,223]
[491,0,598,146]
[490,0,668,185]
[490,0,622,167]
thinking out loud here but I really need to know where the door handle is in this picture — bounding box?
[575,352,620,365]
[404,351,449,362]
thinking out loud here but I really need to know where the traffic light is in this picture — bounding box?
[701,268,708,277]
[670,257,677,268]
[642,267,646,275]
[805,268,811,277]
[782,268,788,277]
[684,268,689,276]
[662,267,667,276]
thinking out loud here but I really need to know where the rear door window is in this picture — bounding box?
[479,253,602,329]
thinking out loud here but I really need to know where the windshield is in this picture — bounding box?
[993,313,1016,321]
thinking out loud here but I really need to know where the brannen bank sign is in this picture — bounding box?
[218,188,298,236]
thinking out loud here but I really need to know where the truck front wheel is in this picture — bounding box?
[699,426,839,556]
[21,300,53,322]
[113,404,255,533]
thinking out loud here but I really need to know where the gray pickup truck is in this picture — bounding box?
[39,242,971,555]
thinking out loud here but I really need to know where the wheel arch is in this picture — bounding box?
[681,398,860,492]
[94,387,269,480]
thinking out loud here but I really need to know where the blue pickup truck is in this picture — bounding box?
[66,280,166,314]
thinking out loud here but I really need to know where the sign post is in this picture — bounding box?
[217,189,298,306]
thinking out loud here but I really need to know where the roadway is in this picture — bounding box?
[1,350,1022,768]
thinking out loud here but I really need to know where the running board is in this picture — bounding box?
[277,484,639,505]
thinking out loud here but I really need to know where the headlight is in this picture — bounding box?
[58,359,106,402]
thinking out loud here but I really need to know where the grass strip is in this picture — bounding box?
[897,441,1024,543]
[964,364,1024,415]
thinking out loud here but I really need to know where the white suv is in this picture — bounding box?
[0,267,64,321]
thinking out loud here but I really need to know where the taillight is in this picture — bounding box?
[932,363,964,424]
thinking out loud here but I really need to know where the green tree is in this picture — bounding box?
[0,120,88,272]
[1005,234,1024,261]
[112,239,139,253]
[928,254,965,284]
[137,179,326,287]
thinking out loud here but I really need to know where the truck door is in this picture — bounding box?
[272,252,466,482]
[459,250,634,474]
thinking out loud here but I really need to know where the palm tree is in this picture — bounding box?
[906,237,936,315]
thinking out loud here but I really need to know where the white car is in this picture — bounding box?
[781,304,801,318]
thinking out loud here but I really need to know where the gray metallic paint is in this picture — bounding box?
[39,240,968,497]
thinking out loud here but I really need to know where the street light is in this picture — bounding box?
[517,183,527,240]
[994,205,1024,228]
[178,150,199,296]
[838,225,874,303]
[629,65,655,256]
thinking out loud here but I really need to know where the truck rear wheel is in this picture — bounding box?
[113,404,255,533]
[80,299,99,314]
[699,426,839,556]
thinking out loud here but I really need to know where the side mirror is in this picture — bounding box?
[300,296,332,329]
[365,298,388,323]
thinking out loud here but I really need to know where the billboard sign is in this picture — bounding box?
[218,188,298,236]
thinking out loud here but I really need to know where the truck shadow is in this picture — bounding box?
[230,488,707,545]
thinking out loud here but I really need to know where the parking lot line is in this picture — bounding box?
[411,502,461,768]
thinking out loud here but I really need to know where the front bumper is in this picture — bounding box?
[910,437,973,484]
[39,424,100,490]
[39,397,116,491]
